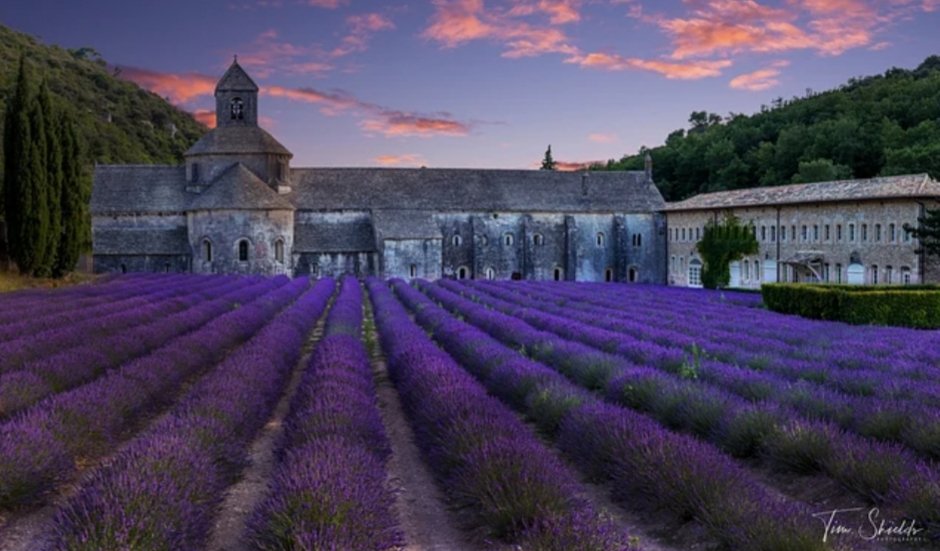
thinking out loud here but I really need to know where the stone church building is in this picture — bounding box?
[91,61,668,282]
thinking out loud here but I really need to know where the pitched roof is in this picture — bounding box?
[288,168,664,213]
[188,163,294,211]
[216,60,258,92]
[664,174,940,211]
[94,227,189,255]
[91,165,189,214]
[185,126,292,157]
[294,218,376,252]
[372,209,442,240]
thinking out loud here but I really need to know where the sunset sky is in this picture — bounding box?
[4,0,939,169]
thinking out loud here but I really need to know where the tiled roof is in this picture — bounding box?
[294,219,375,252]
[288,168,665,213]
[372,209,442,240]
[94,227,189,255]
[664,174,940,211]
[91,165,189,214]
[186,126,292,156]
[189,163,294,211]
[216,60,258,92]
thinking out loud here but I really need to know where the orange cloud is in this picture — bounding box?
[375,154,429,166]
[556,160,599,171]
[118,66,216,104]
[330,13,395,58]
[508,0,582,24]
[588,132,617,144]
[566,52,733,79]
[192,109,216,128]
[729,60,790,91]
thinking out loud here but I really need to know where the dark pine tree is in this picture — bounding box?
[540,145,557,171]
[907,209,940,260]
[23,78,50,276]
[38,81,63,275]
[54,117,87,276]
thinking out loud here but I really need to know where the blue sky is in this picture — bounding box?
[3,0,939,168]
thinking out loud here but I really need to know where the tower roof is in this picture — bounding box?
[189,163,294,211]
[216,58,258,93]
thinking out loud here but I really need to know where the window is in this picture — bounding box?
[681,228,686,241]
[202,239,213,262]
[688,259,702,287]
[533,233,544,246]
[861,224,868,242]
[452,234,462,247]
[823,263,830,282]
[761,226,766,241]
[274,239,284,263]
[628,267,638,282]
[889,223,896,242]
[238,239,249,262]
[824,224,830,241]
[596,232,606,247]
[679,256,685,272]
[781,226,787,242]
[553,267,563,281]
[791,225,796,242]
[802,225,808,242]
[755,260,761,281]
[631,233,642,248]
[605,268,614,282]
[770,226,776,242]
[457,266,469,280]
[504,233,514,246]
[813,225,819,242]
[744,260,750,280]
[410,264,417,278]
[901,266,912,285]
[480,235,489,247]
[696,227,701,241]
[836,263,843,283]
[837,224,842,241]
[885,265,893,284]
[230,97,244,120]
[484,267,496,280]
[903,225,912,242]
[871,265,879,285]
[849,224,856,241]
[875,224,881,242]
[164,263,171,273]
[120,264,127,274]
[670,255,676,274]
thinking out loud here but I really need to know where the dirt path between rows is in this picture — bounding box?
[205,300,331,551]
[363,296,479,551]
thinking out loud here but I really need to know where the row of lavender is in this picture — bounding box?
[49,277,335,549]
[425,280,940,527]
[465,280,940,461]
[248,276,402,549]
[0,275,299,508]
[370,278,645,550]
[395,280,827,551]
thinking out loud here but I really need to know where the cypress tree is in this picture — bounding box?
[55,118,85,276]
[3,55,29,261]
[21,82,50,276]
[540,145,557,171]
[38,81,63,275]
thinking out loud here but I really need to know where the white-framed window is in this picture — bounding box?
[824,224,830,241]
[596,232,606,247]
[681,228,686,241]
[836,263,843,283]
[760,226,766,241]
[452,234,463,247]
[871,265,879,285]
[484,267,496,280]
[755,260,761,281]
[202,239,213,262]
[238,239,249,262]
[670,255,676,274]
[504,233,514,246]
[781,226,787,242]
[875,224,882,242]
[885,265,893,284]
[889,223,896,242]
[802,225,808,242]
[274,239,284,263]
[813,225,819,242]
[743,260,750,280]
[904,224,913,243]
[771,225,776,242]
[849,223,856,242]
[688,259,702,287]
[823,263,830,282]
[837,224,842,241]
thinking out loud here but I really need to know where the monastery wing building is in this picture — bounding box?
[91,60,668,282]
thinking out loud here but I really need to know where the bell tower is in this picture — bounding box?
[215,56,258,128]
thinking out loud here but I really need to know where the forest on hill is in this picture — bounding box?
[595,56,940,202]
[0,24,206,176]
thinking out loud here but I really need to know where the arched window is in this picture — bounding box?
[120,264,127,274]
[452,234,463,247]
[885,265,893,284]
[409,264,417,278]
[274,239,285,263]
[871,265,879,285]
[605,268,613,282]
[457,266,469,280]
[484,267,495,280]
[504,233,514,246]
[479,235,489,247]
[553,267,563,281]
[230,97,244,120]
[202,239,213,262]
[533,233,544,246]
[755,260,761,281]
[596,232,605,247]
[743,260,750,280]
[238,239,249,262]
[889,223,896,242]
[628,267,638,282]
[901,266,912,285]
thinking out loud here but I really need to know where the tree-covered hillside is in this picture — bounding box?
[596,56,940,202]
[0,24,206,173]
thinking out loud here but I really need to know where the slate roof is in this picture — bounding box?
[216,60,258,92]
[189,163,294,211]
[186,126,292,157]
[288,168,664,213]
[664,174,940,211]
[91,165,189,214]
[94,227,189,255]
[372,209,442,240]
[294,219,375,252]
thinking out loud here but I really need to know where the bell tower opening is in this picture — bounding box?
[230,97,244,121]
[215,56,259,128]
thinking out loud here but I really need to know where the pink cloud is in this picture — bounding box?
[729,60,790,91]
[118,66,216,104]
[192,109,216,128]
[330,13,395,58]
[375,153,429,166]
[566,52,733,79]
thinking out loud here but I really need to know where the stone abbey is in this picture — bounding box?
[92,61,940,285]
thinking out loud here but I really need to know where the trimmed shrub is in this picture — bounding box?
[761,283,940,328]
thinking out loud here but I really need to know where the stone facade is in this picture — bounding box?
[665,177,940,288]
[91,61,667,283]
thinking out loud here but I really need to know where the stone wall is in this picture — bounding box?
[382,239,443,280]
[188,209,293,275]
[93,255,189,273]
[294,252,376,277]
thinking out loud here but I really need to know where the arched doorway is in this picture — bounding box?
[457,266,469,280]
[628,267,638,282]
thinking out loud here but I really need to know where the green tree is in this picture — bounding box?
[791,158,852,184]
[54,117,88,276]
[906,209,940,260]
[540,145,557,171]
[38,81,63,275]
[696,216,758,289]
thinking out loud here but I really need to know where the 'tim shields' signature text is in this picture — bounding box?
[813,507,926,543]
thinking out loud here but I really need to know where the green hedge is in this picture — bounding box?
[761,283,940,329]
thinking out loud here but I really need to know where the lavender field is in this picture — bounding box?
[0,274,936,550]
